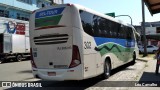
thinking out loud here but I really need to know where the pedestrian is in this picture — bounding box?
[155,41,160,74]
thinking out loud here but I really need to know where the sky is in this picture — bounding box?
[64,0,160,25]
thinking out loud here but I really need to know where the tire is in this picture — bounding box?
[153,50,156,54]
[16,54,23,62]
[139,50,142,54]
[0,59,3,64]
[102,60,111,79]
[131,52,136,65]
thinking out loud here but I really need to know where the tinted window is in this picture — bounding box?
[117,25,127,39]
[127,27,134,40]
[80,10,93,36]
[80,10,131,39]
[126,27,131,39]
[147,46,153,48]
[17,0,32,4]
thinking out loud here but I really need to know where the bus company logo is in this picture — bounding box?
[35,7,65,29]
[2,82,11,87]
[35,7,65,18]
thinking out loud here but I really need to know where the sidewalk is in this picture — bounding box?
[129,55,160,90]
[137,54,156,61]
[138,59,160,81]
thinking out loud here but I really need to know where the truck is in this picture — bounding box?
[0,17,30,63]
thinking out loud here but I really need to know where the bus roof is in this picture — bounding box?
[34,3,133,28]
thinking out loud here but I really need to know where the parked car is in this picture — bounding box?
[139,45,158,53]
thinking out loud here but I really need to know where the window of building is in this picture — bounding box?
[17,0,32,5]
[16,13,29,21]
[156,27,160,33]
[0,10,9,18]
[37,0,51,8]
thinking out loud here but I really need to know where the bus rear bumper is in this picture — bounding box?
[32,65,83,81]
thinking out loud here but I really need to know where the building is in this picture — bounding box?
[134,21,160,46]
[0,0,63,62]
[0,0,63,35]
[144,22,160,46]
[0,0,63,21]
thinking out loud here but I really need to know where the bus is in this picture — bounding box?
[29,4,139,81]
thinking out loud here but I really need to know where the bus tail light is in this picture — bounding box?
[30,48,37,68]
[69,45,81,68]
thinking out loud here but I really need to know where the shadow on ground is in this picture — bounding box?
[139,72,160,81]
[5,62,135,90]
[17,70,32,74]
[0,59,30,64]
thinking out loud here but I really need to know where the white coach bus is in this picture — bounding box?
[29,4,139,81]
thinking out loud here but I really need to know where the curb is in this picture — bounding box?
[136,58,148,62]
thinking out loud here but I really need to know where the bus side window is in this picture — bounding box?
[113,23,119,38]
[108,20,113,38]
[104,19,110,38]
[119,25,125,39]
[117,23,121,38]
[131,29,135,40]
[99,18,106,37]
[80,10,94,36]
[126,27,132,40]
[92,16,99,37]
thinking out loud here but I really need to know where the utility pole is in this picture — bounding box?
[50,0,54,5]
[141,0,147,57]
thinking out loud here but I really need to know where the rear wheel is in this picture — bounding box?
[16,54,23,62]
[131,52,136,65]
[102,60,111,79]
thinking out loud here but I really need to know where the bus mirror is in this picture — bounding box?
[135,32,140,39]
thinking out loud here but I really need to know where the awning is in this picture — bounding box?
[0,3,31,13]
[145,34,160,40]
[144,0,160,15]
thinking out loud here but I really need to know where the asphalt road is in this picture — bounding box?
[0,60,33,81]
[0,60,147,90]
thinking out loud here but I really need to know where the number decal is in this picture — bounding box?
[84,41,91,49]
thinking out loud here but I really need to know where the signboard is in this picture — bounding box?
[16,23,25,35]
[145,27,156,35]
[106,12,115,17]
[35,7,65,29]
[6,21,25,35]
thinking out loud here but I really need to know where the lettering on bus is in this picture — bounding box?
[39,10,58,17]
[57,46,72,50]
[35,7,65,19]
[84,41,91,49]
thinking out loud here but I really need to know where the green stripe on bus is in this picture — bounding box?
[97,43,134,62]
[35,15,62,28]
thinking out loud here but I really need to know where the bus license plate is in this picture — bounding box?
[48,72,56,76]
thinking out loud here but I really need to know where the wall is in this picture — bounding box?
[0,0,38,12]
[145,27,157,35]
